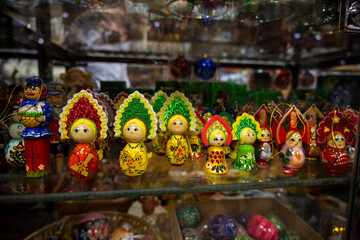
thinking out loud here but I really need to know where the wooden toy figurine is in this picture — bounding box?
[303,104,323,161]
[188,111,206,158]
[316,107,356,173]
[276,105,310,176]
[18,78,54,177]
[201,115,232,174]
[231,113,262,171]
[60,67,97,99]
[114,92,128,109]
[151,90,168,156]
[5,122,26,167]
[59,90,108,180]
[114,91,157,177]
[253,104,278,165]
[159,91,196,166]
[343,105,359,167]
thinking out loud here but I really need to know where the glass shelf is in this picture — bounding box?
[0,142,352,203]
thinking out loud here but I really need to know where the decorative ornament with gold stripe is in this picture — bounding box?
[159,91,196,166]
[114,91,157,176]
[59,89,108,180]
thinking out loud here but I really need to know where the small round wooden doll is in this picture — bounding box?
[231,113,262,171]
[59,90,108,180]
[159,91,196,166]
[253,104,278,165]
[201,115,232,175]
[303,104,323,161]
[201,109,215,122]
[5,122,26,167]
[276,105,310,176]
[316,107,356,173]
[151,90,168,156]
[114,91,157,177]
[343,105,359,167]
[188,111,205,158]
[18,78,54,177]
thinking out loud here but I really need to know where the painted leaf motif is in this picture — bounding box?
[279,152,285,158]
[297,124,303,131]
[283,158,290,165]
[285,149,292,157]
[285,126,290,132]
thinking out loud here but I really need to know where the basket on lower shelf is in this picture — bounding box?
[25,211,163,240]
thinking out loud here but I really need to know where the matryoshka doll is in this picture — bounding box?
[159,91,196,166]
[201,115,232,175]
[201,109,215,122]
[188,111,205,158]
[150,90,168,156]
[114,91,157,177]
[303,104,323,161]
[114,92,128,109]
[316,107,356,173]
[59,90,108,180]
[231,113,262,171]
[253,104,278,165]
[18,77,54,177]
[276,105,310,176]
[238,103,255,116]
[60,67,97,99]
[343,105,359,167]
[5,122,26,167]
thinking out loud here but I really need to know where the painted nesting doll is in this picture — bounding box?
[253,104,278,165]
[343,105,359,167]
[316,107,356,173]
[276,105,310,176]
[18,77,54,177]
[150,90,168,156]
[303,104,323,161]
[114,92,128,109]
[231,113,262,171]
[201,109,215,122]
[59,90,108,180]
[159,91,196,166]
[114,91,157,177]
[201,115,232,175]
[188,111,205,158]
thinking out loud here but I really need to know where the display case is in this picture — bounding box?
[0,0,360,239]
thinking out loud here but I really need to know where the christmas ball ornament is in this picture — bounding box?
[170,56,191,79]
[267,214,286,232]
[246,215,278,240]
[209,215,239,240]
[299,70,315,88]
[194,58,216,80]
[275,70,291,89]
[73,213,111,240]
[236,212,250,227]
[182,228,203,240]
[177,206,202,228]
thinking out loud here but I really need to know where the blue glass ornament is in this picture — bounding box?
[194,58,216,80]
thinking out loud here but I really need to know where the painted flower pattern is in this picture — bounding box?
[38,164,44,170]
[26,165,29,172]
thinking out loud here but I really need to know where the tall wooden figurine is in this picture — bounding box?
[231,113,262,171]
[159,91,196,166]
[316,107,356,173]
[201,115,232,175]
[276,105,310,176]
[253,104,278,165]
[18,78,54,177]
[188,111,205,158]
[151,90,168,156]
[343,105,359,167]
[59,90,108,180]
[114,91,157,177]
[303,104,323,161]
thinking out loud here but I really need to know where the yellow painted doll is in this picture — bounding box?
[201,115,232,175]
[188,111,205,158]
[159,91,196,166]
[150,90,168,156]
[114,91,157,177]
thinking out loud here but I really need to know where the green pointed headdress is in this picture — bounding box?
[159,91,196,132]
[150,90,168,113]
[232,113,261,140]
[114,91,157,139]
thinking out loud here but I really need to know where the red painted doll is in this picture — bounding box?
[316,107,356,173]
[59,90,108,180]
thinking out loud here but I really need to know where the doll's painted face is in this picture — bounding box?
[123,122,144,143]
[211,132,225,147]
[243,129,256,144]
[71,123,95,143]
[168,117,187,135]
[24,86,42,100]
[328,132,346,149]
[260,128,271,142]
[286,131,302,147]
